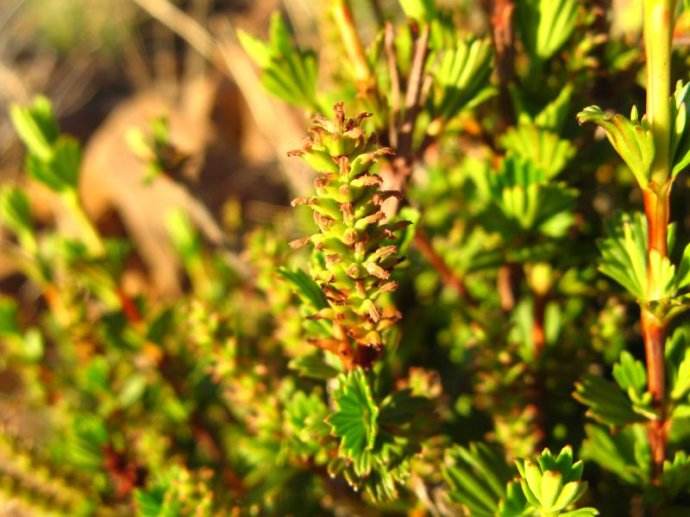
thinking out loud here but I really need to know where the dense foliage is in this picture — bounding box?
[3,0,690,515]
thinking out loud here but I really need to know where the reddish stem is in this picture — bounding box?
[497,263,518,311]
[413,229,474,303]
[643,186,671,256]
[117,287,143,324]
[641,308,667,479]
[532,293,546,358]
[642,185,671,480]
[485,0,515,125]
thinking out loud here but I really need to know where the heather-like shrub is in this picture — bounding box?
[2,1,690,515]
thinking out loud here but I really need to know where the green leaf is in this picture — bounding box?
[608,351,657,419]
[612,351,647,393]
[485,155,576,238]
[667,327,690,400]
[289,351,341,380]
[268,11,291,55]
[598,212,647,299]
[662,452,690,498]
[676,242,690,289]
[0,297,20,337]
[240,13,319,110]
[512,84,573,133]
[118,374,148,408]
[513,446,595,514]
[598,212,683,303]
[328,368,379,469]
[499,480,529,516]
[516,0,578,60]
[22,328,44,361]
[67,415,108,470]
[283,389,330,458]
[534,84,574,132]
[500,123,575,179]
[580,424,650,486]
[135,466,213,516]
[49,136,81,190]
[279,267,328,309]
[0,186,33,237]
[11,97,82,193]
[577,106,654,189]
[670,81,690,178]
[10,96,58,161]
[165,209,201,263]
[443,442,513,516]
[237,29,271,68]
[24,136,81,192]
[399,0,436,22]
[560,509,600,517]
[430,37,494,124]
[573,374,645,426]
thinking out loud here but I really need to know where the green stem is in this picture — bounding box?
[644,0,674,185]
[642,0,675,481]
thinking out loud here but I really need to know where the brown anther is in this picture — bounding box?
[338,155,350,174]
[343,229,357,245]
[339,185,350,197]
[373,245,397,262]
[340,202,354,220]
[346,264,360,278]
[367,303,381,323]
[365,262,390,280]
[358,175,383,187]
[310,338,342,355]
[355,280,366,297]
[355,241,366,256]
[379,190,403,199]
[379,281,398,293]
[353,112,373,126]
[289,237,311,249]
[313,212,334,230]
[344,127,364,140]
[334,102,346,130]
[324,286,348,303]
[360,211,385,226]
[314,175,331,188]
[325,254,341,265]
[291,196,311,207]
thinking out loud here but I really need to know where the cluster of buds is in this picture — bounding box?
[289,103,406,369]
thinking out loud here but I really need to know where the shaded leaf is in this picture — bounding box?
[444,442,512,517]
[573,374,645,426]
[328,368,379,468]
[517,0,579,60]
[279,267,328,309]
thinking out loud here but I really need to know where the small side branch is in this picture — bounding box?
[413,229,474,303]
[484,0,515,124]
[397,22,430,163]
[384,22,401,149]
[386,23,430,213]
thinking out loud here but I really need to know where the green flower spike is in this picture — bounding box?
[288,103,407,369]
